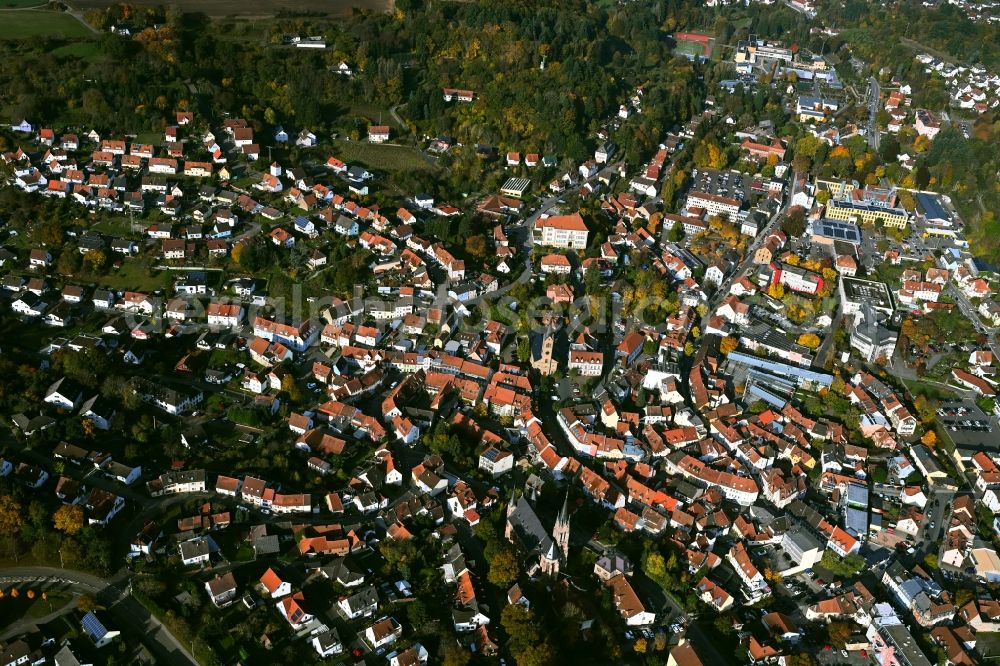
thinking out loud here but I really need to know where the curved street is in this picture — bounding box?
[0,566,197,666]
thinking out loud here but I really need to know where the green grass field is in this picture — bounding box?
[348,103,406,131]
[0,0,49,7]
[976,632,1000,658]
[331,139,435,172]
[91,217,140,237]
[99,259,173,293]
[0,11,92,39]
[50,41,102,61]
[674,39,708,60]
[26,591,74,618]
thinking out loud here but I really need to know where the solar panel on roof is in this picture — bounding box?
[816,220,861,243]
[845,507,867,536]
[916,192,948,221]
[82,612,107,640]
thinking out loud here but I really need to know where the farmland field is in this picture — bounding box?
[0,11,92,39]
[332,139,435,173]
[72,0,392,16]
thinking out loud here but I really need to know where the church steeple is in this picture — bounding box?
[552,490,571,565]
[558,490,570,524]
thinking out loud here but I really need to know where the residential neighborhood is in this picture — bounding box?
[2,1,1000,666]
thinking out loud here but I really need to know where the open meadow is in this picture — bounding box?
[332,139,436,173]
[0,0,50,7]
[0,10,92,39]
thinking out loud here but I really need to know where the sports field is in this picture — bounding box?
[673,32,714,60]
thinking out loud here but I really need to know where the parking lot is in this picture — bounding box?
[816,647,871,666]
[937,400,997,446]
[689,168,754,203]
[943,418,993,433]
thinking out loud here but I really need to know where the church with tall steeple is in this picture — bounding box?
[553,490,571,563]
[540,491,571,576]
[505,487,573,578]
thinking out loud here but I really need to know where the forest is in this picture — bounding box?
[0,0,713,167]
[830,0,1000,72]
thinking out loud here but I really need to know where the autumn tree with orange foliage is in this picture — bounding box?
[53,505,85,536]
[797,333,821,350]
[720,336,739,355]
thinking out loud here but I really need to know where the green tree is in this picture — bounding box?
[828,621,851,648]
[487,547,520,587]
[781,207,807,237]
[57,250,82,275]
[515,643,554,666]
[443,645,471,666]
[714,614,734,636]
[517,337,531,363]
[406,599,433,634]
[820,551,865,577]
[501,604,540,655]
[643,550,667,585]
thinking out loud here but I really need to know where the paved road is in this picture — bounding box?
[946,283,1000,360]
[231,221,261,246]
[866,77,881,151]
[0,566,197,666]
[859,224,879,273]
[919,487,954,549]
[388,103,407,131]
[815,304,843,368]
[59,2,100,34]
